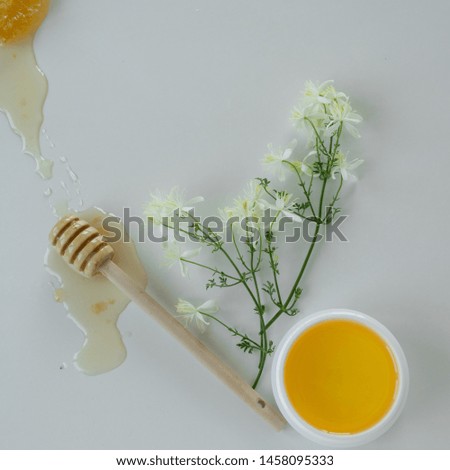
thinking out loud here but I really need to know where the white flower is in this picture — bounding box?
[291,103,327,137]
[292,80,338,136]
[326,99,362,138]
[220,180,265,224]
[162,240,201,277]
[175,299,219,333]
[262,193,302,231]
[289,150,317,177]
[304,80,336,105]
[219,181,266,242]
[262,140,297,181]
[144,187,204,225]
[292,80,361,140]
[331,151,363,180]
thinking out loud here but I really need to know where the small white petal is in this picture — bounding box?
[179,260,189,277]
[181,247,202,259]
[345,123,361,138]
[175,314,191,327]
[175,299,196,314]
[195,314,209,333]
[282,148,293,160]
[187,196,205,205]
[349,158,364,170]
[197,300,219,315]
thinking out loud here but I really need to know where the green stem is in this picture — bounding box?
[232,231,251,272]
[265,171,329,330]
[248,236,268,389]
[249,244,262,305]
[180,258,241,282]
[266,213,283,307]
[261,184,277,201]
[265,221,321,329]
[252,349,266,389]
[199,312,260,349]
[325,175,344,221]
[307,171,314,202]
[283,161,317,219]
[305,118,329,155]
[162,222,202,241]
[254,236,263,271]
[219,244,260,306]
[187,213,260,306]
[332,124,343,157]
[185,213,268,388]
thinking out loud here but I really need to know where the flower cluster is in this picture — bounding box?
[264,80,363,184]
[144,81,363,388]
[292,80,362,138]
[144,187,204,226]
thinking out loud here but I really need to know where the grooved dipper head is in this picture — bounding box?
[49,215,114,277]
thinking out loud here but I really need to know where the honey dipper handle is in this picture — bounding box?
[99,260,286,431]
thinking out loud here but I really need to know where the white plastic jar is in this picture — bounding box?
[272,309,409,447]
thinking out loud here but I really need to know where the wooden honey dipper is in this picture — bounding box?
[49,215,286,430]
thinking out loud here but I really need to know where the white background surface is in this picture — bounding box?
[1,0,449,449]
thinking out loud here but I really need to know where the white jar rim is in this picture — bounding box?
[271,309,409,448]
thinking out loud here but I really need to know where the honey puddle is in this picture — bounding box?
[0,37,52,178]
[45,207,148,374]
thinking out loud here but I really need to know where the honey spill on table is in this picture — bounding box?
[45,207,148,375]
[53,287,64,302]
[0,0,53,178]
[91,300,116,314]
